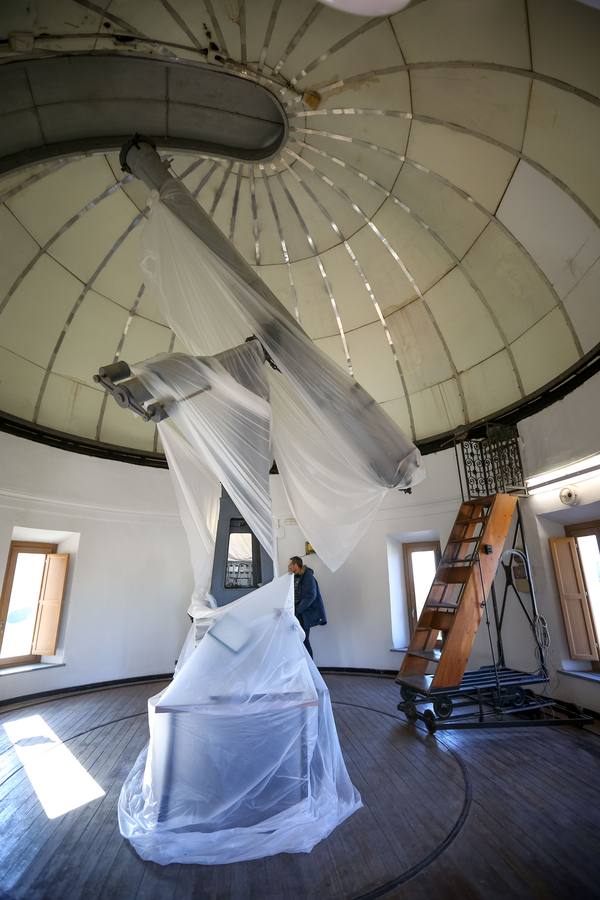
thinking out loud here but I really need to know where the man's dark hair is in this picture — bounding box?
[290,556,303,568]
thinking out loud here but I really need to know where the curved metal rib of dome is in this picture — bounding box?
[0,0,598,460]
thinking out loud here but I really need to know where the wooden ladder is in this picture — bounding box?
[397,493,518,691]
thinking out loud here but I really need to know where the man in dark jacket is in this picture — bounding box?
[289,556,327,658]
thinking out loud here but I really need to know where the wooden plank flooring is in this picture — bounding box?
[0,675,598,899]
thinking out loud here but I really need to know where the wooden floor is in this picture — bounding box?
[0,674,599,899]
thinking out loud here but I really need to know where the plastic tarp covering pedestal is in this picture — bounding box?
[118,575,362,865]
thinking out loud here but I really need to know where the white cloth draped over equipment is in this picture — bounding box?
[135,178,424,580]
[118,575,362,865]
[116,152,425,866]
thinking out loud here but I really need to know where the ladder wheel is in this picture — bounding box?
[423,709,436,734]
[510,687,526,707]
[433,696,453,719]
[403,701,418,722]
[400,685,417,702]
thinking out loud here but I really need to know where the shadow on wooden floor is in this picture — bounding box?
[0,674,598,899]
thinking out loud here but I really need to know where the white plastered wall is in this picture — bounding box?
[1,370,598,712]
[274,371,600,713]
[271,451,462,671]
[0,431,192,702]
[512,370,600,712]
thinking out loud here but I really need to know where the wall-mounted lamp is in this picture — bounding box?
[526,452,600,496]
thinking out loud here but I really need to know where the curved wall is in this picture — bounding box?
[2,370,600,714]
[0,431,192,702]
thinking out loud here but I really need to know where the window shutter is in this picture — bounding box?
[31,554,69,656]
[549,537,599,661]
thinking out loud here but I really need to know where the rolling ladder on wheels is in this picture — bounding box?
[396,493,564,732]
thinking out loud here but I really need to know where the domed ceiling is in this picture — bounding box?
[0,0,599,463]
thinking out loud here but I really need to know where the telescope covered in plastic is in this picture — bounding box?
[120,136,422,492]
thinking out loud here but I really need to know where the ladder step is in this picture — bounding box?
[434,566,472,584]
[442,556,477,564]
[416,611,455,631]
[395,673,433,692]
[407,649,441,662]
[398,493,519,693]
[426,600,460,610]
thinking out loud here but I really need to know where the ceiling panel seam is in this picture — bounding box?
[159,0,205,52]
[280,150,469,423]
[396,156,583,356]
[0,159,72,206]
[165,65,170,138]
[32,208,146,423]
[275,163,353,375]
[71,0,147,38]
[229,164,243,242]
[202,0,229,58]
[192,161,220,198]
[249,166,261,265]
[0,175,133,318]
[260,164,300,322]
[257,0,282,77]
[8,44,599,112]
[273,3,322,76]
[277,148,428,435]
[288,151,469,421]
[239,0,247,66]
[311,61,600,108]
[208,161,234,217]
[343,240,417,440]
[524,0,534,72]
[292,110,600,227]
[23,64,48,147]
[293,136,524,395]
[288,17,381,88]
[290,119,590,356]
[95,281,145,441]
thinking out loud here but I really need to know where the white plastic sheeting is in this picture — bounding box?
[159,422,220,616]
[116,166,419,865]
[118,575,362,865]
[133,344,274,561]
[138,183,424,571]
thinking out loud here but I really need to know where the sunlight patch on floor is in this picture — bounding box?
[3,714,105,819]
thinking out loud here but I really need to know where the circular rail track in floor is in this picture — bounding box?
[0,676,469,900]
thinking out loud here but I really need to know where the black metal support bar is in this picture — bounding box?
[489,581,505,668]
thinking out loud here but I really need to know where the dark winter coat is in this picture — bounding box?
[294,566,327,628]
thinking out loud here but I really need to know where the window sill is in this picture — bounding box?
[0,662,65,677]
[558,668,600,685]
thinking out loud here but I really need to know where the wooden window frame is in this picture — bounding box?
[0,541,57,668]
[564,520,600,671]
[403,541,441,637]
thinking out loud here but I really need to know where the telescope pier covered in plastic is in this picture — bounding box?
[118,575,362,865]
